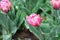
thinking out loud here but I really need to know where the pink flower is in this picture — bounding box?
[0,0,12,12]
[50,0,60,10]
[26,13,42,26]
[2,0,9,1]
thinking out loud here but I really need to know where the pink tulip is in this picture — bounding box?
[0,0,12,12]
[2,0,9,1]
[50,0,60,10]
[26,13,42,26]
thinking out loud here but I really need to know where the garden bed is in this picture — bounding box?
[12,29,38,40]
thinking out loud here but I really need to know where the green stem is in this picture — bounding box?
[56,10,60,25]
[38,27,44,40]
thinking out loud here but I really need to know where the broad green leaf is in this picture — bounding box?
[0,13,17,40]
[40,23,51,33]
[25,21,44,40]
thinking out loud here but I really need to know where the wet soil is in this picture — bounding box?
[12,29,38,40]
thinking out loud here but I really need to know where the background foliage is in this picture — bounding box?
[0,0,60,40]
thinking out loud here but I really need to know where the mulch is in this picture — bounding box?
[12,29,38,40]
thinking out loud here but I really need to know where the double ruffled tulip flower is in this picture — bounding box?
[0,0,12,12]
[26,13,42,26]
[50,0,60,10]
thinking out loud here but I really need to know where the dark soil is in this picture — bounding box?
[12,29,38,40]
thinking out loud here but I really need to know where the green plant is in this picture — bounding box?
[0,0,60,40]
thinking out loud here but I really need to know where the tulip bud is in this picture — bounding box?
[50,0,60,10]
[0,0,12,13]
[26,13,42,26]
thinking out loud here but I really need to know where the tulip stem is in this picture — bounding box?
[38,27,44,40]
[56,10,60,25]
